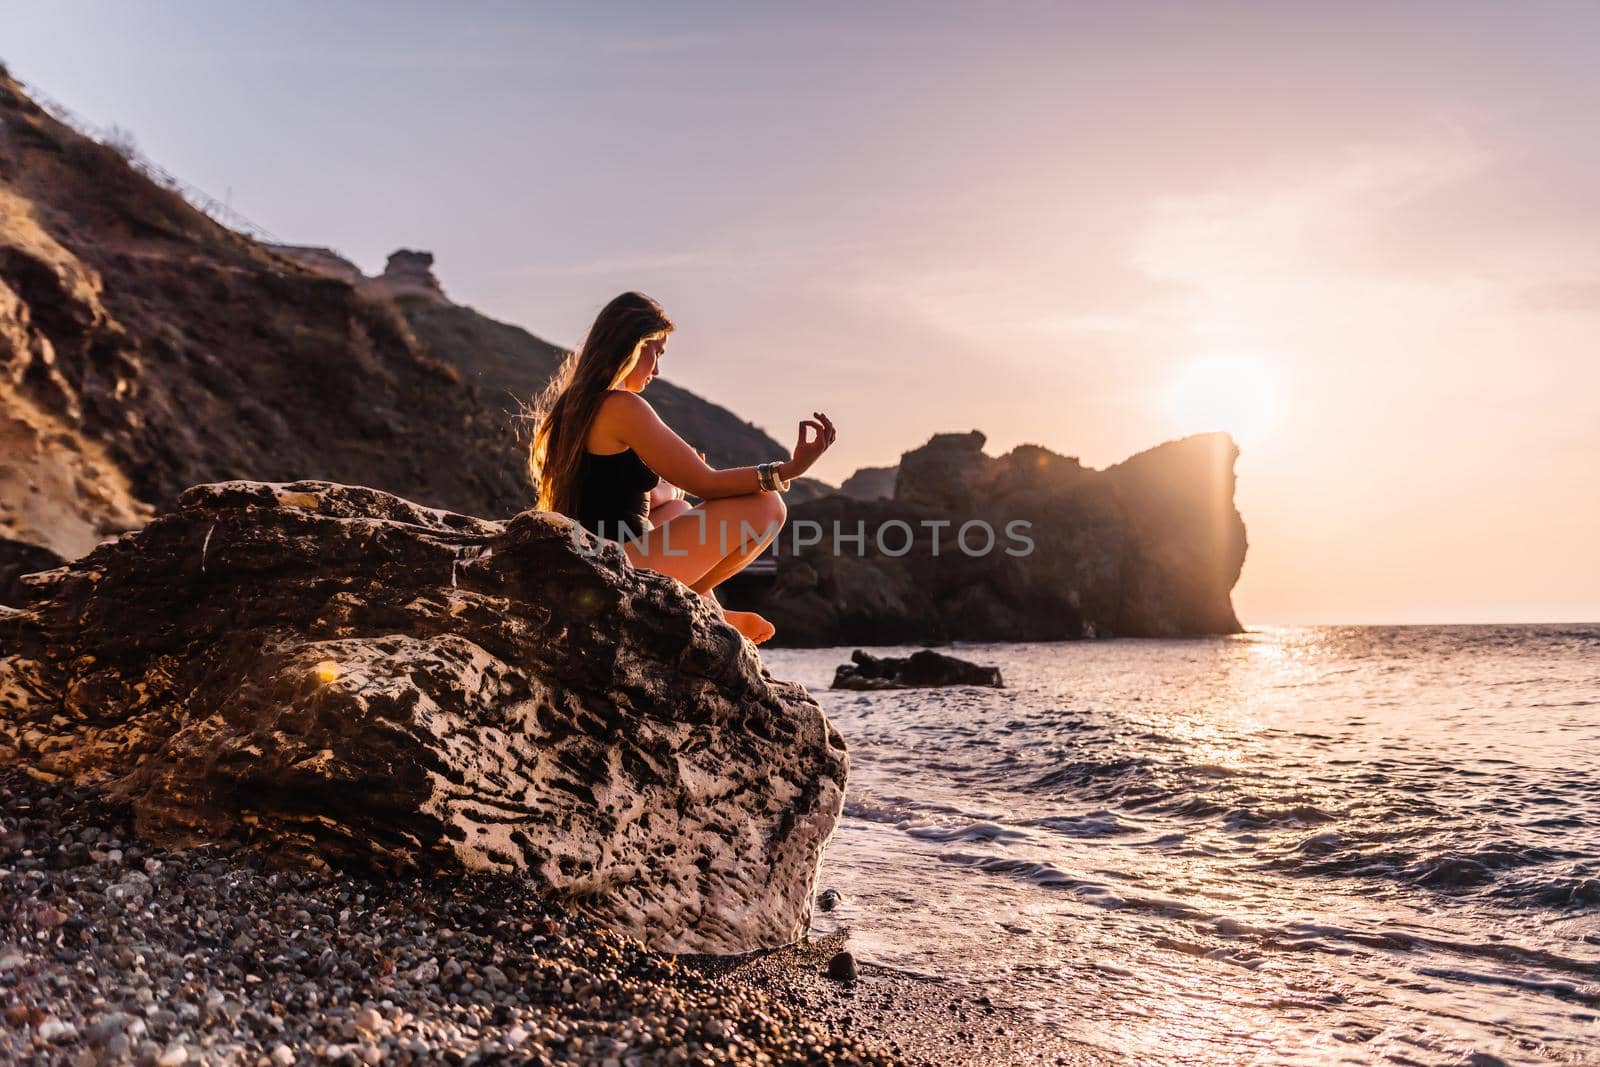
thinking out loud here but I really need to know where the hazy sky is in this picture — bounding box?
[4,2,1597,624]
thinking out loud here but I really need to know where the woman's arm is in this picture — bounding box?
[611,392,833,499]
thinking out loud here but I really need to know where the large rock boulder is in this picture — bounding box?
[0,481,848,954]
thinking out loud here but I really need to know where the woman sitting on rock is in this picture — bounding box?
[527,291,835,645]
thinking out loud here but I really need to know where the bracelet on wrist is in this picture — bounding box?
[757,461,791,493]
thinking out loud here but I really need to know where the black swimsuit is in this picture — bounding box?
[573,449,658,541]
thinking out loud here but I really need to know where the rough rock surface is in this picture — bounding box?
[729,430,1248,645]
[831,649,1004,690]
[0,536,61,606]
[0,480,848,954]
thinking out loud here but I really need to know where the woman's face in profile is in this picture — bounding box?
[622,335,666,392]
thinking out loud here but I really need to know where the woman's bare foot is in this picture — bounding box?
[692,590,776,645]
[723,609,776,645]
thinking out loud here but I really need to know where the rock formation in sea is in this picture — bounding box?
[0,480,848,955]
[729,430,1248,645]
[831,649,1004,690]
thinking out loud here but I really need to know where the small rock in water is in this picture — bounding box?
[831,648,1003,690]
[825,950,859,982]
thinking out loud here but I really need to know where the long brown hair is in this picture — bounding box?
[527,291,675,514]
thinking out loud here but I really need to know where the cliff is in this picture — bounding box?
[0,74,534,560]
[0,480,847,954]
[731,430,1248,645]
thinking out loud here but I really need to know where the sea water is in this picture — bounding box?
[765,625,1600,1065]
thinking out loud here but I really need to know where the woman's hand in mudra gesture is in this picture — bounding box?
[648,477,685,508]
[780,411,837,482]
[646,476,691,530]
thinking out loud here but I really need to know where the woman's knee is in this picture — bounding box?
[717,491,785,531]
[756,489,787,529]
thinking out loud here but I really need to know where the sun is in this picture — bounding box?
[1165,355,1281,447]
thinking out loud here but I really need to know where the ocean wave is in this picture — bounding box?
[1264,832,1600,908]
[1144,796,1230,819]
[842,793,979,826]
[1029,757,1153,793]
[1414,966,1600,1006]
[905,822,1032,845]
[1024,811,1138,838]
[1222,803,1339,830]
[1489,874,1600,909]
[1410,855,1497,887]
[936,852,1081,889]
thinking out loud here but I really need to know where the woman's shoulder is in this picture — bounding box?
[589,390,657,449]
[597,389,659,426]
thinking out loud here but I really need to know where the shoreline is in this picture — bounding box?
[0,770,1092,1065]
[689,936,1099,1066]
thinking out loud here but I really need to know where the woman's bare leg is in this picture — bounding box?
[624,492,785,643]
[689,513,782,644]
[688,522,777,594]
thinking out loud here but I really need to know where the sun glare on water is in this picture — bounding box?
[1165,356,1282,448]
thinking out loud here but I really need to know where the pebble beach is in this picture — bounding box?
[0,769,1088,1066]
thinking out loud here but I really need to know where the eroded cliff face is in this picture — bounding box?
[0,74,530,560]
[736,430,1248,645]
[0,481,847,954]
[0,180,154,557]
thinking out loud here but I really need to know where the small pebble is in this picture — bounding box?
[39,1018,78,1043]
[826,950,859,983]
